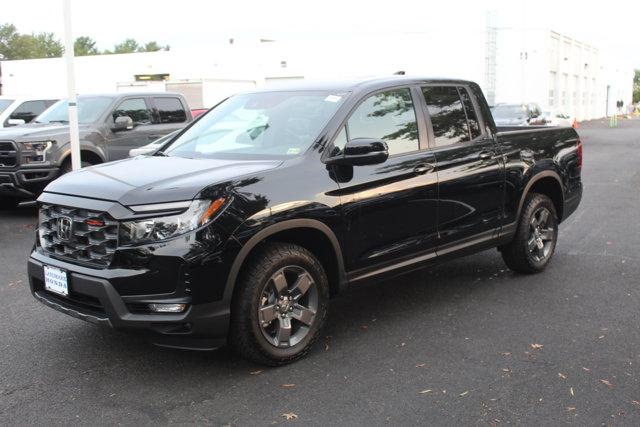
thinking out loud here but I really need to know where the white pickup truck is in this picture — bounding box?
[0,97,59,128]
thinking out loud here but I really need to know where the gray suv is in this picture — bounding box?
[0,92,193,208]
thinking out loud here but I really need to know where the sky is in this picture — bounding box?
[2,0,639,68]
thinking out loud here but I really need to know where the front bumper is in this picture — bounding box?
[28,252,230,350]
[0,167,60,199]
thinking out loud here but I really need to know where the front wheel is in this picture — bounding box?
[230,242,329,366]
[500,193,558,274]
[60,159,93,176]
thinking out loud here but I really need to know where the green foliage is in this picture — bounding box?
[113,38,140,54]
[74,36,99,56]
[634,69,640,104]
[0,23,169,60]
[109,38,169,54]
[0,23,63,60]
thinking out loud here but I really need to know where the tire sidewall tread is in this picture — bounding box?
[229,242,329,366]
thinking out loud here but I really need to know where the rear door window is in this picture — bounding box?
[9,100,48,123]
[347,88,419,156]
[421,86,470,146]
[154,97,187,123]
[113,98,153,125]
[458,87,482,140]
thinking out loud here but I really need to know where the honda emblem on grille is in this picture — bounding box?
[57,216,73,241]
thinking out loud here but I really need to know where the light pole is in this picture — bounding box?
[62,0,81,171]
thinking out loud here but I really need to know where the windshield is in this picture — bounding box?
[0,99,14,114]
[164,91,347,159]
[36,96,113,124]
[491,105,527,119]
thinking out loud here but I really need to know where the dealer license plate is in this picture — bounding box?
[44,265,69,297]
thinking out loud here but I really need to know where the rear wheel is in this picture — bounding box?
[230,242,329,366]
[500,193,558,274]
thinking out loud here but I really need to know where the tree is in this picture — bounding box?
[31,33,63,58]
[0,23,63,59]
[74,36,99,56]
[634,69,640,104]
[0,23,19,58]
[112,38,140,54]
[140,41,163,52]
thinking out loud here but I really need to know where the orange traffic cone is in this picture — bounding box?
[572,118,579,129]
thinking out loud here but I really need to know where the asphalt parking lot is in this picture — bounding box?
[1,118,639,426]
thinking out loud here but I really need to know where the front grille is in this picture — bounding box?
[0,141,18,168]
[39,204,119,267]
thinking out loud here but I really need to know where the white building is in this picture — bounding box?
[492,28,634,120]
[0,30,633,120]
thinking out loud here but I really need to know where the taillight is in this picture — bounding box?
[576,139,583,168]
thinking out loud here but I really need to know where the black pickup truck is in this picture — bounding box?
[27,77,582,365]
[0,92,192,207]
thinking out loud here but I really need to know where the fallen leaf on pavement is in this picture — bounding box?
[281,384,296,388]
[415,363,426,368]
[582,367,591,372]
[631,400,640,407]
[282,413,298,420]
[598,335,605,339]
[530,344,544,350]
[567,406,576,412]
[249,370,263,375]
[360,325,368,331]
[500,352,511,356]
[502,368,511,373]
[570,387,575,396]
[558,373,567,379]
[419,389,432,394]
[599,379,613,388]
[459,390,469,397]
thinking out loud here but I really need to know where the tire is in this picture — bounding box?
[229,242,329,366]
[0,197,20,209]
[500,193,559,274]
[60,159,93,176]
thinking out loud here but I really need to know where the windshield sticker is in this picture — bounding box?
[287,147,301,155]
[324,95,342,103]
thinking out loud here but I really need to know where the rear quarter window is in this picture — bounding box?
[154,97,187,123]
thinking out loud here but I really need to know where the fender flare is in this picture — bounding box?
[516,170,564,221]
[57,143,106,166]
[222,218,347,303]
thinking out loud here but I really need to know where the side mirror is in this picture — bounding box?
[7,118,26,126]
[326,138,389,166]
[113,116,133,131]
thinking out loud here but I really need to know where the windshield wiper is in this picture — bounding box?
[154,150,169,157]
[48,120,69,124]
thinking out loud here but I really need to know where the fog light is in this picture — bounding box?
[148,303,187,313]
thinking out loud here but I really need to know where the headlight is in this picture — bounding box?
[21,140,53,164]
[119,198,226,245]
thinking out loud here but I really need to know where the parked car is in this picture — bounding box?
[27,78,582,365]
[491,103,542,126]
[539,111,574,127]
[0,96,58,128]
[128,129,180,157]
[191,108,208,119]
[0,92,192,208]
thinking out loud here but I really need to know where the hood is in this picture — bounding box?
[0,123,93,141]
[43,155,283,206]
